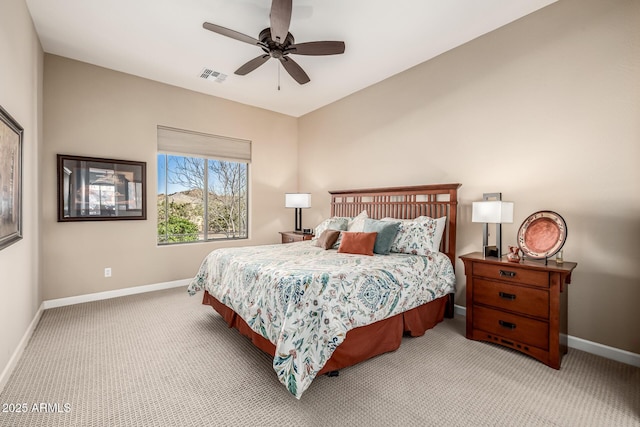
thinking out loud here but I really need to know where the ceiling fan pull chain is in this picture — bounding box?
[278,63,281,91]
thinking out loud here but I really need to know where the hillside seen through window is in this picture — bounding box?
[157,154,248,244]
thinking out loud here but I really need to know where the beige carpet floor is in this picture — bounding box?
[0,287,638,427]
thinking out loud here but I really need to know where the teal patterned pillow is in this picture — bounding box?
[383,216,446,256]
[363,219,400,255]
[313,217,348,241]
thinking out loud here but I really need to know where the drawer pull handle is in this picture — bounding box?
[499,320,517,330]
[499,270,516,278]
[499,292,516,301]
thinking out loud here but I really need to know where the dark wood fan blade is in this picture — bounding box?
[278,56,310,84]
[287,41,345,56]
[270,0,292,45]
[235,55,270,75]
[203,22,262,46]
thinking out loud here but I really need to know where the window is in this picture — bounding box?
[157,126,250,244]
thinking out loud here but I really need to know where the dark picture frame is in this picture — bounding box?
[57,154,147,221]
[0,105,23,250]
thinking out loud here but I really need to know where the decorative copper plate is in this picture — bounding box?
[517,211,567,259]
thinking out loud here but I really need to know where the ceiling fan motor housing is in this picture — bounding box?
[259,28,294,58]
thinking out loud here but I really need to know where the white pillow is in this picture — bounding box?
[382,216,446,255]
[347,210,368,232]
[433,216,447,250]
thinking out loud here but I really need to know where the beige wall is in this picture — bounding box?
[0,0,43,381]
[42,55,298,300]
[298,0,640,353]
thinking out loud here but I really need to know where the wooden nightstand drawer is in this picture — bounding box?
[281,234,298,243]
[473,262,549,288]
[474,278,549,319]
[280,231,314,244]
[473,306,549,350]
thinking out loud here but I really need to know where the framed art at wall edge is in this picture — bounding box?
[0,105,24,251]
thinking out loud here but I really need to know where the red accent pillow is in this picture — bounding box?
[337,232,378,256]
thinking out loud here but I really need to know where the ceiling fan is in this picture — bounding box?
[203,0,345,85]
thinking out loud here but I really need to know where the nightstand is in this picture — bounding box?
[460,252,577,369]
[279,231,314,244]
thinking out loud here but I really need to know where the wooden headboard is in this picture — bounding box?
[329,183,461,265]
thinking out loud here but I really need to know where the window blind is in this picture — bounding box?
[157,125,251,163]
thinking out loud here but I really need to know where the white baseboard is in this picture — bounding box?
[452,304,640,368]
[42,278,190,309]
[454,304,467,317]
[0,278,190,395]
[566,335,640,368]
[0,303,44,394]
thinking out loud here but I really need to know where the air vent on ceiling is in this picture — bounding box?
[199,68,227,83]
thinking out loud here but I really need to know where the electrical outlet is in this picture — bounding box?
[104,268,112,278]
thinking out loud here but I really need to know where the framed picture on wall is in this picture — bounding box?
[0,105,24,251]
[57,154,147,221]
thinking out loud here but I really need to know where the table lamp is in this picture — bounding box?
[285,193,311,232]
[472,193,514,258]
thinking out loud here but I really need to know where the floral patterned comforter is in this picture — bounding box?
[187,241,455,399]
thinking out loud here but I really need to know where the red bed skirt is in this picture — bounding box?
[202,291,448,374]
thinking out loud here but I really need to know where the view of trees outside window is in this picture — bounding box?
[157,154,248,244]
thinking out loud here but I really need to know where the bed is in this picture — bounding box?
[188,183,461,398]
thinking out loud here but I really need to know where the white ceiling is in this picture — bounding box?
[26,0,557,117]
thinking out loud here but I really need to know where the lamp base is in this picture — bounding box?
[294,208,302,232]
[483,245,500,258]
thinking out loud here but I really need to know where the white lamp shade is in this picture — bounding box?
[285,193,311,209]
[472,201,514,224]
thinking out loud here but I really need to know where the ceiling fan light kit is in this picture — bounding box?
[203,0,345,85]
